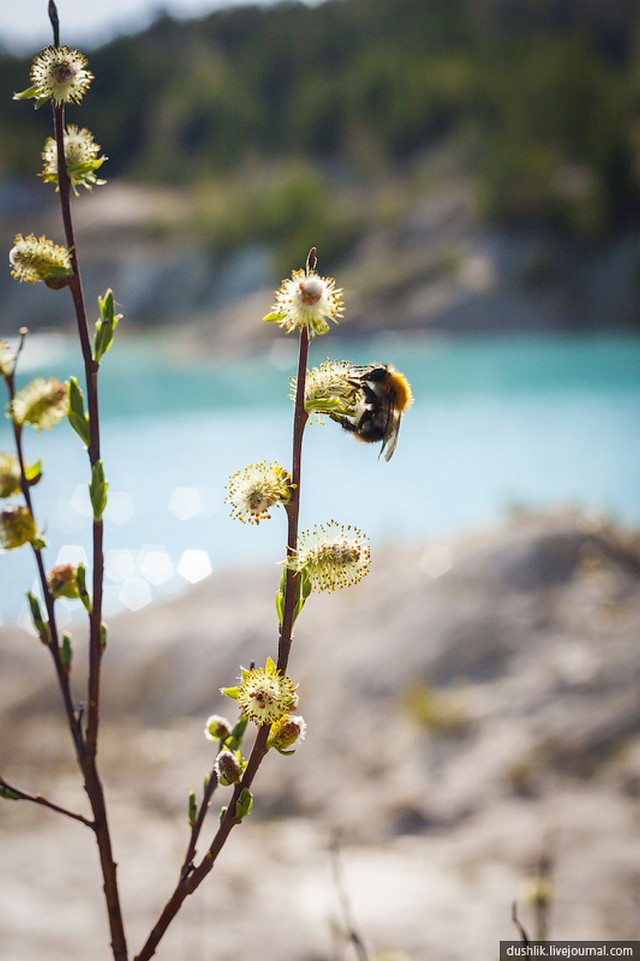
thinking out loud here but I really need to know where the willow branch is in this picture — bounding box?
[134,725,270,961]
[47,25,127,955]
[277,324,309,672]
[0,777,93,827]
[330,832,371,961]
[52,102,104,756]
[135,321,311,960]
[180,764,220,880]
[4,370,83,754]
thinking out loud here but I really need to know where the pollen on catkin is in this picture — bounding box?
[225,460,292,524]
[268,714,307,752]
[9,234,72,285]
[0,342,16,379]
[289,359,359,424]
[0,453,21,499]
[231,660,297,726]
[41,125,107,194]
[9,378,69,431]
[203,715,233,742]
[264,268,344,337]
[15,46,93,105]
[0,505,37,550]
[214,750,244,786]
[291,521,371,592]
[47,564,80,600]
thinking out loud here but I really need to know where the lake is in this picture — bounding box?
[0,331,638,627]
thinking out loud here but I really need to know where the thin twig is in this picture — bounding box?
[533,843,554,941]
[0,778,93,827]
[180,763,220,881]
[135,301,313,961]
[3,369,83,754]
[277,324,309,673]
[47,21,127,957]
[511,900,531,946]
[52,102,104,756]
[48,0,60,46]
[134,724,271,961]
[330,832,371,961]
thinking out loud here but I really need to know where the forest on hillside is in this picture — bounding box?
[1,0,639,277]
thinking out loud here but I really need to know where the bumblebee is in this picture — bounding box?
[332,364,413,461]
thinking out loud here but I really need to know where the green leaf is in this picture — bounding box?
[99,623,108,650]
[13,86,53,109]
[13,85,39,101]
[0,785,20,800]
[26,591,49,645]
[44,265,73,280]
[89,461,108,520]
[263,312,283,323]
[292,569,312,625]
[68,412,90,448]
[94,289,120,363]
[75,563,92,613]
[66,377,90,448]
[25,460,42,485]
[275,566,287,627]
[220,685,239,700]
[226,715,248,751]
[61,633,73,673]
[275,590,284,627]
[235,787,253,822]
[187,790,197,828]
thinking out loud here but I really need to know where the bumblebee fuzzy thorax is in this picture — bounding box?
[345,364,413,460]
[379,366,413,412]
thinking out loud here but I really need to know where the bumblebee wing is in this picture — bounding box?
[380,407,402,461]
[349,363,385,383]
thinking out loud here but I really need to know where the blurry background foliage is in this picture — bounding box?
[0,0,639,272]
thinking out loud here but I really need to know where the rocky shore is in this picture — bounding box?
[1,510,639,960]
[2,181,639,350]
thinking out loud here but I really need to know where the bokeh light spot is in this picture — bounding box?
[420,544,453,579]
[104,491,134,526]
[118,578,153,612]
[168,487,205,521]
[177,549,211,584]
[140,547,174,585]
[105,549,136,583]
[55,544,88,567]
[70,484,92,517]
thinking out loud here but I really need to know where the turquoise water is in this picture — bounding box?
[0,331,638,626]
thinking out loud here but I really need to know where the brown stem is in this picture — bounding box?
[134,726,270,961]
[86,778,127,961]
[50,101,127,961]
[180,764,220,880]
[8,386,126,961]
[5,374,83,754]
[48,1,60,46]
[277,325,309,672]
[52,104,105,751]
[330,833,371,961]
[52,106,94,389]
[0,777,93,827]
[5,365,125,960]
[135,324,312,960]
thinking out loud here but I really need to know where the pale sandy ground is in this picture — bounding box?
[1,511,640,961]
